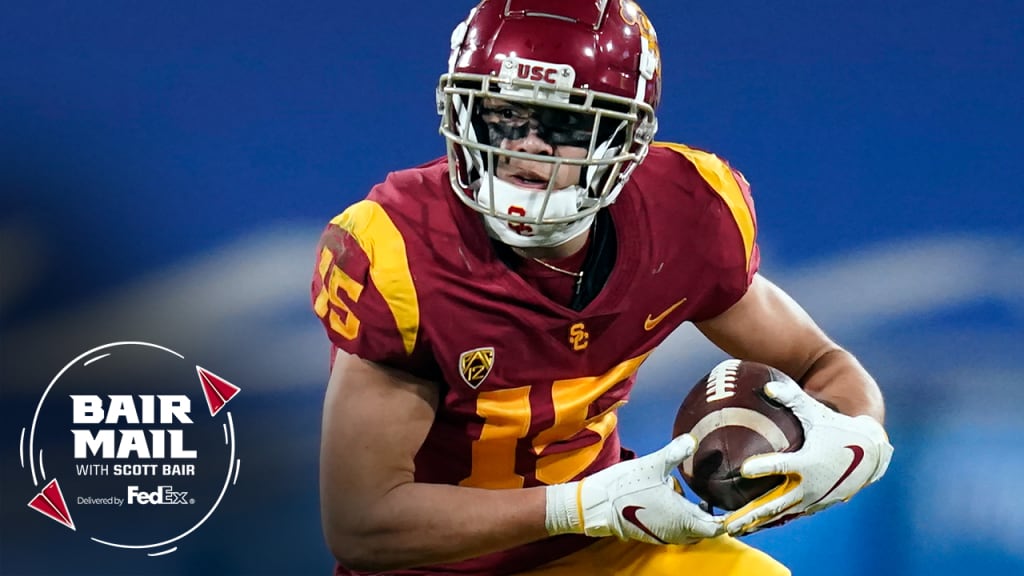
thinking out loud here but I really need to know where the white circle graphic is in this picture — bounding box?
[21,341,242,554]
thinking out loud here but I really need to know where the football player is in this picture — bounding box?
[312,1,893,574]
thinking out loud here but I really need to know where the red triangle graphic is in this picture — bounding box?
[28,478,75,531]
[196,366,241,416]
[200,372,226,416]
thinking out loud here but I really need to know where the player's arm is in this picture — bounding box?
[694,273,884,421]
[695,273,892,534]
[321,349,720,571]
[668,145,881,417]
[320,349,548,571]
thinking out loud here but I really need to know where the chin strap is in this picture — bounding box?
[475,172,595,248]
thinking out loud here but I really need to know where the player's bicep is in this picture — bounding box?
[320,349,438,530]
[694,273,835,382]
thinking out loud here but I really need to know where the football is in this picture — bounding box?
[673,359,805,511]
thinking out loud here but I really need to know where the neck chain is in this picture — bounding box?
[510,218,596,298]
[524,254,583,279]
[513,247,585,295]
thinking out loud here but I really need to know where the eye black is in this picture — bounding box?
[474,102,603,147]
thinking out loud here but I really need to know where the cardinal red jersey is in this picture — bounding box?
[312,142,760,575]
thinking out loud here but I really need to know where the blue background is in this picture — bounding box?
[1,1,1022,574]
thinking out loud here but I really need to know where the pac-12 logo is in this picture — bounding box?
[19,341,242,557]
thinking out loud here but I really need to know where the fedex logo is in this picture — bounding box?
[517,64,559,84]
[127,485,190,505]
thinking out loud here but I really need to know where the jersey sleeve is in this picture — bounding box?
[310,199,428,373]
[657,142,761,321]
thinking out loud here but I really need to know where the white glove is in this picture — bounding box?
[724,379,893,535]
[545,434,723,544]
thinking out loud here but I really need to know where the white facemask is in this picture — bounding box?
[474,171,595,248]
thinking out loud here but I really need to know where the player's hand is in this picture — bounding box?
[545,435,723,544]
[724,379,893,536]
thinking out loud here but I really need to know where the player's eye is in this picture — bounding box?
[540,109,585,128]
[499,108,523,120]
[478,105,530,125]
[535,110,597,147]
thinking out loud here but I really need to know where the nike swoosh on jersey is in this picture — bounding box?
[621,505,668,544]
[808,444,866,507]
[643,297,687,331]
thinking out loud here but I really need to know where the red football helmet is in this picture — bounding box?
[438,0,662,247]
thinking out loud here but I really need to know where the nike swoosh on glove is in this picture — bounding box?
[545,434,723,545]
[724,379,893,536]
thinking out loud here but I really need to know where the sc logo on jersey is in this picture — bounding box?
[20,341,242,557]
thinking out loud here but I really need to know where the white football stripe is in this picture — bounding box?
[680,407,790,476]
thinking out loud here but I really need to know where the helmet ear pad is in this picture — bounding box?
[577,112,630,194]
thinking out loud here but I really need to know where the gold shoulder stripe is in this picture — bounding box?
[331,200,419,356]
[654,142,756,270]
